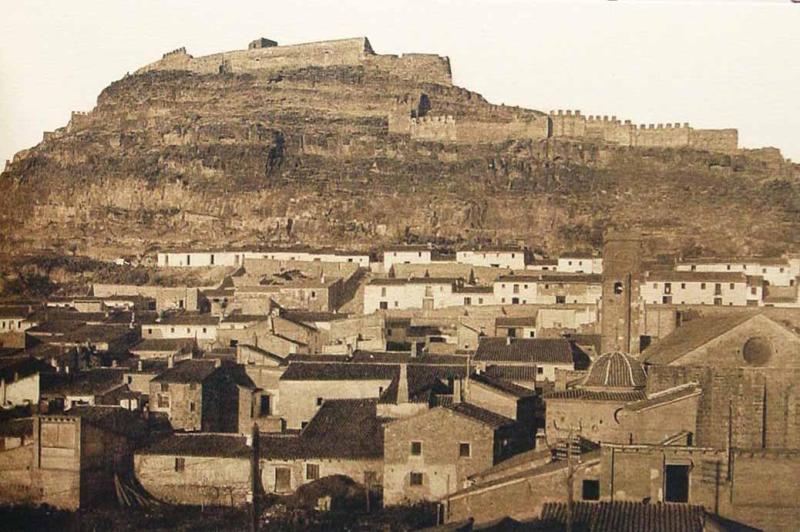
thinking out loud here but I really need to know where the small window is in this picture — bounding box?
[160,383,169,392]
[459,443,471,457]
[175,457,185,472]
[127,376,133,384]
[614,282,623,294]
[410,472,423,486]
[202,327,207,333]
[306,463,320,480]
[189,401,196,412]
[582,479,600,500]
[701,283,706,289]
[147,328,152,335]
[537,367,544,375]
[681,283,686,289]
[410,441,422,456]
[729,283,735,290]
[316,397,324,406]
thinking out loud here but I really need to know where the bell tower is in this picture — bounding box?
[600,230,643,355]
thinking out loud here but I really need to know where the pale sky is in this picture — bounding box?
[1,0,798,163]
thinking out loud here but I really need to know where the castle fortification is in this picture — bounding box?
[391,107,738,154]
[136,36,453,86]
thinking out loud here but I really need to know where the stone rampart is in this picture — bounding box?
[406,115,548,144]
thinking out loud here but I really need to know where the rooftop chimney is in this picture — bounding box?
[396,364,409,404]
[168,354,174,369]
[453,378,462,404]
[137,360,143,372]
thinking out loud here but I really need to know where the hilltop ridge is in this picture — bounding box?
[1,36,798,261]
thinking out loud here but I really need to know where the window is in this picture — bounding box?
[729,283,735,290]
[537,367,544,375]
[189,382,196,390]
[459,443,471,457]
[614,282,623,294]
[751,286,757,295]
[160,383,169,392]
[691,265,696,271]
[147,328,152,335]
[275,467,291,492]
[127,376,133,384]
[410,441,422,456]
[175,457,185,472]
[681,283,686,289]
[664,283,672,294]
[582,480,600,500]
[186,328,191,333]
[170,327,175,333]
[316,397,324,406]
[306,463,320,480]
[189,401,196,412]
[311,291,316,299]
[555,295,566,304]
[202,327,207,334]
[210,254,215,265]
[260,394,271,416]
[464,297,471,305]
[512,297,520,305]
[158,394,169,408]
[701,283,706,290]
[726,264,731,271]
[513,284,520,294]
[379,301,388,310]
[410,472,423,486]
[478,298,484,304]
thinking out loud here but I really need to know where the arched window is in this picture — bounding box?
[613,281,623,294]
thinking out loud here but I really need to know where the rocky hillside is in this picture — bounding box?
[1,37,798,261]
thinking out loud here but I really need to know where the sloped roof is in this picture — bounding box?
[40,368,126,396]
[624,382,702,413]
[262,399,384,460]
[138,433,250,458]
[0,356,52,382]
[470,372,534,398]
[379,364,466,404]
[475,338,573,364]
[642,312,758,365]
[280,362,396,381]
[446,402,515,429]
[485,365,539,382]
[129,338,195,353]
[582,352,647,389]
[60,406,150,441]
[495,315,537,327]
[544,389,646,402]
[151,360,219,383]
[539,501,706,532]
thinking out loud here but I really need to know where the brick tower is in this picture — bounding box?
[600,230,643,355]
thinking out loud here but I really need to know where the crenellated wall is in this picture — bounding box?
[548,110,737,153]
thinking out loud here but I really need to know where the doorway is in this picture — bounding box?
[665,464,690,503]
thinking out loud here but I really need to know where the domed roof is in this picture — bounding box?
[582,352,646,390]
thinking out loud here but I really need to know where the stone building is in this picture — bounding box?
[473,337,578,383]
[0,357,52,407]
[557,254,603,274]
[641,271,762,307]
[142,313,219,347]
[31,406,149,510]
[455,247,526,270]
[382,245,433,270]
[493,273,602,306]
[676,256,799,287]
[149,359,260,434]
[134,433,252,507]
[260,399,384,494]
[600,231,643,354]
[382,402,521,505]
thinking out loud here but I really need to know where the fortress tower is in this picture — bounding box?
[600,230,644,355]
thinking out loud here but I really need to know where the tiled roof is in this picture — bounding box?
[157,313,219,326]
[496,273,601,284]
[40,368,126,396]
[495,316,537,327]
[544,389,646,402]
[474,338,574,364]
[645,271,746,283]
[262,399,384,460]
[138,433,250,458]
[0,356,52,382]
[151,360,219,383]
[470,372,534,398]
[539,501,706,532]
[642,313,757,366]
[368,277,456,286]
[280,362,397,381]
[485,365,538,382]
[0,417,33,438]
[281,310,350,323]
[625,383,702,413]
[446,402,515,429]
[60,406,150,441]
[582,352,647,389]
[130,338,195,353]
[379,365,466,404]
[0,306,31,318]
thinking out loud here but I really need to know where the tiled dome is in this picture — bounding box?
[582,351,646,390]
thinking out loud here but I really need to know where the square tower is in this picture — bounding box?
[601,230,643,355]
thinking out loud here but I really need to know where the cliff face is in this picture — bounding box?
[1,37,799,260]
